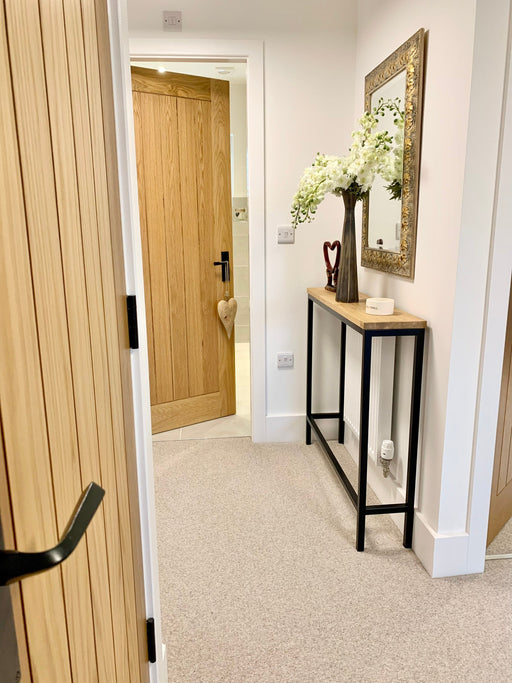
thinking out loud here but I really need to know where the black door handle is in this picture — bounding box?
[0,482,105,586]
[213,250,230,282]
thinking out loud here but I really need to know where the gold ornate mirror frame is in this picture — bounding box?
[361,29,425,279]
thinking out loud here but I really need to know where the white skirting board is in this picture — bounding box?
[264,414,317,442]
[413,513,472,578]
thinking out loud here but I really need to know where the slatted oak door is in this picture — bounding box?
[488,280,512,544]
[132,67,236,434]
[0,0,147,680]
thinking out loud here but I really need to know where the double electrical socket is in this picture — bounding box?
[277,352,294,368]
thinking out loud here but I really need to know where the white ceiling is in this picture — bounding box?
[130,60,247,85]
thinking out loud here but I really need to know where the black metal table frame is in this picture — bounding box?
[306,294,425,551]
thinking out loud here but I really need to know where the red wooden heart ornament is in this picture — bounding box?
[323,240,341,292]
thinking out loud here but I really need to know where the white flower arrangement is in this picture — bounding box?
[291,98,404,227]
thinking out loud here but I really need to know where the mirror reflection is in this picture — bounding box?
[368,71,406,253]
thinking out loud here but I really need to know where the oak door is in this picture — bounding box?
[132,67,236,434]
[0,0,147,680]
[488,278,512,544]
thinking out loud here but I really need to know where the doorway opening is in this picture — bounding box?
[486,276,512,562]
[131,58,251,442]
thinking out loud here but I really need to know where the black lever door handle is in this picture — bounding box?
[213,250,230,282]
[0,482,105,586]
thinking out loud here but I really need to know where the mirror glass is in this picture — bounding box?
[367,70,406,253]
[361,29,425,279]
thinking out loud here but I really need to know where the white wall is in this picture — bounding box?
[354,0,512,576]
[230,83,248,198]
[230,84,250,343]
[354,0,477,542]
[127,0,358,438]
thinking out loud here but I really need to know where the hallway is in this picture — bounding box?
[153,437,512,682]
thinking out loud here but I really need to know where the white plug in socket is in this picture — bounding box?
[277,352,294,368]
[277,226,295,244]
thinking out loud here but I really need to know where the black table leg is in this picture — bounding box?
[357,331,372,551]
[403,329,425,547]
[338,322,346,444]
[306,298,314,445]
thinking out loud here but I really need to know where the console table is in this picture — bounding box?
[306,288,426,551]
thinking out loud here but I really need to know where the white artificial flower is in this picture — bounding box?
[291,98,404,226]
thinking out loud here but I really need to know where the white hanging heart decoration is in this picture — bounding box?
[217,298,237,339]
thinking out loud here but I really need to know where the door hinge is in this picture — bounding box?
[146,618,157,663]
[126,295,139,350]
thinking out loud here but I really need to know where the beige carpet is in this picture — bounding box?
[153,437,512,682]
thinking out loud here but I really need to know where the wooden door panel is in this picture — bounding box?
[131,66,211,100]
[81,0,143,675]
[497,325,512,491]
[141,91,176,405]
[177,96,204,398]
[0,0,148,680]
[132,68,236,433]
[151,392,223,434]
[94,1,149,671]
[0,438,31,682]
[161,96,189,401]
[210,79,237,416]
[179,97,219,397]
[62,1,122,677]
[196,99,219,397]
[488,278,512,544]
[39,2,105,679]
[5,1,97,679]
[0,6,72,677]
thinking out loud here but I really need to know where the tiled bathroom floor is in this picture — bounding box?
[152,343,251,442]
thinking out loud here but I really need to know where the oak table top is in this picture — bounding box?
[307,288,427,331]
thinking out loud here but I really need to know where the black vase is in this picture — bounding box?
[335,190,359,303]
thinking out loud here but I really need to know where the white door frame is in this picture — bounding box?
[430,0,512,577]
[466,7,512,572]
[106,2,166,681]
[128,37,266,443]
[106,2,266,680]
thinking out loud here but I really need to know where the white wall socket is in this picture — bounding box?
[277,226,295,244]
[277,352,294,368]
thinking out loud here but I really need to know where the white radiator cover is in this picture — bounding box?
[343,331,395,466]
